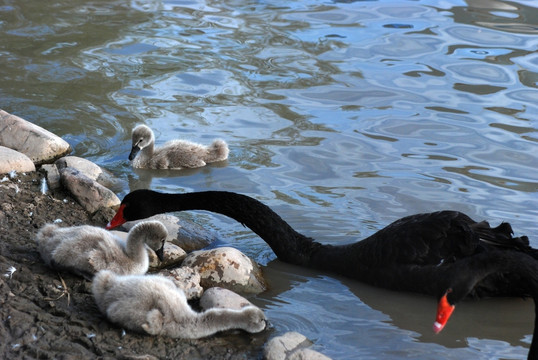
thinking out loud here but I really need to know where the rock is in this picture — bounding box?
[289,348,332,360]
[175,217,218,252]
[39,164,61,190]
[199,287,255,310]
[181,247,267,294]
[55,156,122,192]
[56,156,103,181]
[158,267,203,300]
[148,242,187,269]
[91,206,117,227]
[264,332,332,360]
[0,109,71,164]
[0,146,36,174]
[123,214,217,252]
[59,167,120,214]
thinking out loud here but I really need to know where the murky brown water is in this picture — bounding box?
[1,0,537,358]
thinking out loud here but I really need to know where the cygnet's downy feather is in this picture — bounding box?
[92,270,267,338]
[36,220,167,279]
[129,124,229,169]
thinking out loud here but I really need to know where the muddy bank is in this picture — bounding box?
[0,172,270,359]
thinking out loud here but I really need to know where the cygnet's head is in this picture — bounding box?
[129,125,155,160]
[129,220,168,261]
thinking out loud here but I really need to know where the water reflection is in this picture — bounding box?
[260,260,533,359]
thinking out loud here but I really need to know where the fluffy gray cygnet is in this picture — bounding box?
[129,124,229,169]
[92,270,267,338]
[36,220,167,278]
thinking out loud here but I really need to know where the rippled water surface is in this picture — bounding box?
[1,0,537,358]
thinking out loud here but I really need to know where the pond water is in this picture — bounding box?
[1,0,537,358]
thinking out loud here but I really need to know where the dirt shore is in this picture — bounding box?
[0,171,270,359]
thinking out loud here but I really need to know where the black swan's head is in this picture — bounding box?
[107,189,159,229]
[433,289,456,334]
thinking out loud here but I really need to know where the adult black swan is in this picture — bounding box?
[107,189,538,358]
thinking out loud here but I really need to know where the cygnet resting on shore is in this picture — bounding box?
[92,270,267,338]
[36,221,167,279]
[129,124,229,169]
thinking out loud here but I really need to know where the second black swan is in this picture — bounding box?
[107,189,538,358]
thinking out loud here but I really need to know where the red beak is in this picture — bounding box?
[433,290,455,334]
[106,204,127,229]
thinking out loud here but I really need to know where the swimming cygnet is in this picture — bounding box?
[92,270,267,338]
[129,124,229,169]
[35,220,167,279]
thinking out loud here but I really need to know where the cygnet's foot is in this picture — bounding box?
[142,308,164,335]
[244,306,267,333]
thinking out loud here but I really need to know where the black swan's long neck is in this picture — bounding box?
[146,191,332,266]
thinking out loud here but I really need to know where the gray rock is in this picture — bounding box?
[199,287,255,310]
[59,167,120,214]
[55,156,122,192]
[288,348,332,360]
[123,214,217,252]
[40,164,61,190]
[174,217,218,252]
[158,267,203,300]
[264,332,332,360]
[148,242,187,269]
[181,247,267,294]
[0,146,36,174]
[56,156,103,181]
[0,109,71,164]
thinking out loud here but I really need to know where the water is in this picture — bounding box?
[1,0,537,358]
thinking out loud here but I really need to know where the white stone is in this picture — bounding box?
[0,146,36,174]
[59,167,120,213]
[158,267,203,300]
[264,332,332,360]
[199,287,255,311]
[181,247,266,294]
[56,156,103,181]
[0,109,71,164]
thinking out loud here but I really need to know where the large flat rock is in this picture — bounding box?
[0,109,71,165]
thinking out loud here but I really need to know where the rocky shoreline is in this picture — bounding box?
[0,110,330,359]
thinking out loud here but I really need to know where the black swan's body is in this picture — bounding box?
[107,190,538,358]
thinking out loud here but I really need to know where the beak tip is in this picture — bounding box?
[433,321,444,334]
[128,146,140,161]
[156,247,165,262]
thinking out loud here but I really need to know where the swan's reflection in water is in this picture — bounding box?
[256,260,532,359]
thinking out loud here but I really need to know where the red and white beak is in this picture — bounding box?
[106,204,127,230]
[433,290,455,334]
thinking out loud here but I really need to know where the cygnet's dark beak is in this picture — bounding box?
[128,145,140,161]
[155,245,165,262]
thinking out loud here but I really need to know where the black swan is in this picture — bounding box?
[106,189,538,357]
